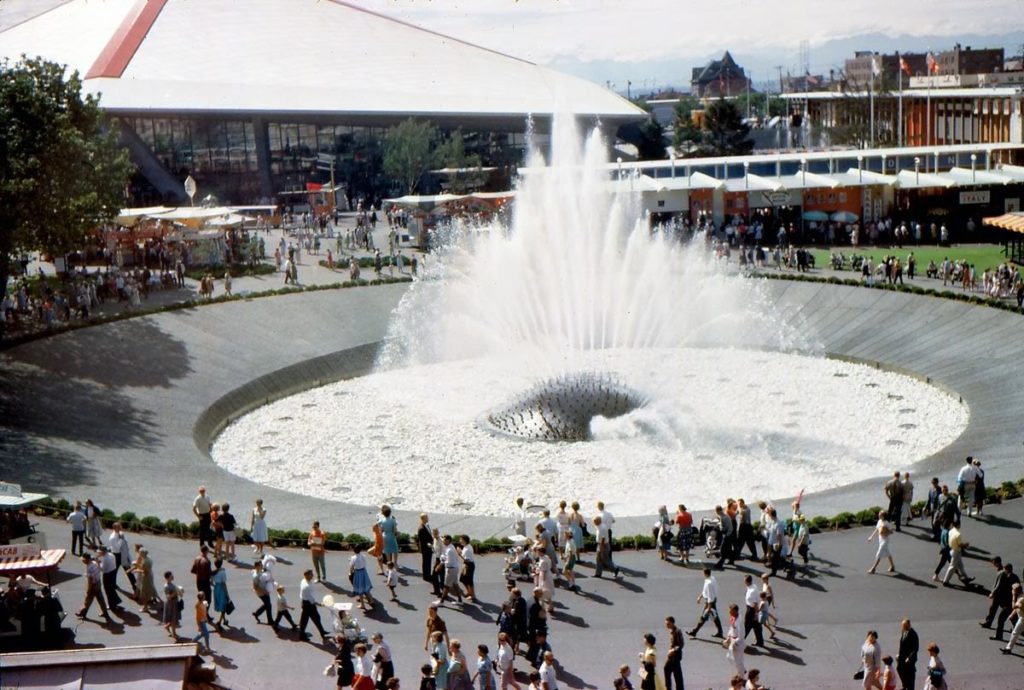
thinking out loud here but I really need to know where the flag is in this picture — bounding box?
[871,55,882,77]
[899,55,912,76]
[305,182,323,191]
[926,51,939,75]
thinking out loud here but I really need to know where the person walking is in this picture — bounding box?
[97,546,122,610]
[191,545,213,622]
[884,473,903,533]
[350,543,376,611]
[458,535,477,602]
[867,510,896,575]
[378,505,400,570]
[736,499,758,560]
[131,546,159,613]
[941,523,974,587]
[298,569,330,643]
[250,498,269,556]
[251,560,275,627]
[211,558,232,627]
[922,643,946,690]
[496,632,520,690]
[108,522,137,594]
[76,553,112,623]
[896,619,918,690]
[471,644,496,690]
[686,569,724,639]
[982,560,1019,640]
[1000,583,1024,654]
[900,473,914,526]
[67,502,87,556]
[372,632,395,690]
[435,535,463,606]
[638,633,662,690]
[308,521,327,583]
[162,571,181,639]
[860,630,882,690]
[593,516,619,579]
[714,505,736,569]
[742,575,764,647]
[724,604,746,679]
[663,616,684,690]
[274,583,298,629]
[192,592,212,654]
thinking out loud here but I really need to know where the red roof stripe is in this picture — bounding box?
[85,0,168,79]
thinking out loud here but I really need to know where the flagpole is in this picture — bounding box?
[870,68,875,148]
[898,65,903,147]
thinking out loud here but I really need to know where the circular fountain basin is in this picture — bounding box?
[211,348,968,517]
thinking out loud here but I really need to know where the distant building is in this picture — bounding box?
[936,44,1004,76]
[691,51,751,98]
[844,52,928,86]
[781,74,826,94]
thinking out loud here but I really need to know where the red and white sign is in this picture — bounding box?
[0,543,41,559]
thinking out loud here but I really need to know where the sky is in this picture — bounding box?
[355,0,1024,88]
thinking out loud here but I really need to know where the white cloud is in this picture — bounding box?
[354,0,1019,65]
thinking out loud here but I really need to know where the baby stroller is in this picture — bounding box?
[698,517,722,559]
[503,536,534,583]
[323,597,368,645]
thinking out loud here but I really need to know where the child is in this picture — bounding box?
[274,584,297,629]
[419,663,436,690]
[880,655,897,690]
[758,591,776,640]
[527,671,541,690]
[192,592,212,654]
[385,561,399,602]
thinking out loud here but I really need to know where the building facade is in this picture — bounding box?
[691,51,752,98]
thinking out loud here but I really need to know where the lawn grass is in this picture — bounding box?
[809,243,1013,272]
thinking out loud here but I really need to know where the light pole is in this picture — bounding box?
[971,153,977,183]
[857,155,864,184]
[744,161,750,190]
[914,156,921,186]
[933,150,940,175]
[617,156,623,183]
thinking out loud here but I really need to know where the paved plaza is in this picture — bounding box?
[27,497,1024,689]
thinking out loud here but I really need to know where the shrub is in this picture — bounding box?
[140,516,163,530]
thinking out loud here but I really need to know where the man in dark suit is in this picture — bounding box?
[416,514,433,584]
[982,560,1020,640]
[897,618,919,690]
[885,472,904,532]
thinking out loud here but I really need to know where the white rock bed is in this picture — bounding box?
[211,348,969,517]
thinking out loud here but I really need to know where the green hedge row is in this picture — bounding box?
[758,271,1024,314]
[184,262,277,280]
[317,256,414,270]
[0,275,413,350]
[32,477,1024,555]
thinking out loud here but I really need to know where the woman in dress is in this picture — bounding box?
[447,640,473,690]
[867,510,896,575]
[973,459,986,516]
[84,499,102,548]
[352,643,376,690]
[562,533,579,592]
[923,642,947,690]
[638,633,663,690]
[430,630,449,690]
[555,501,570,552]
[250,499,268,556]
[210,503,224,561]
[131,546,159,612]
[674,505,694,566]
[379,505,399,570]
[211,558,230,627]
[162,571,180,639]
[655,506,672,561]
[569,502,585,559]
[470,644,496,690]
[349,543,376,611]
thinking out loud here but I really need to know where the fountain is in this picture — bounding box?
[210,116,969,517]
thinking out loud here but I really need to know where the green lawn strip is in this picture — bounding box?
[808,243,1012,273]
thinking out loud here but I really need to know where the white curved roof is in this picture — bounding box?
[0,0,643,122]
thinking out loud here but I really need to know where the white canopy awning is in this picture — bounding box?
[724,173,785,193]
[997,164,1024,182]
[839,168,899,187]
[895,170,958,189]
[777,171,842,190]
[943,167,1015,186]
[114,206,174,226]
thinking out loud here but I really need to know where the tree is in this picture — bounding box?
[0,56,131,331]
[382,118,438,195]
[671,95,703,155]
[702,98,754,156]
[435,128,485,193]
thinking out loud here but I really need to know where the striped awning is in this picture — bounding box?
[0,548,66,576]
[984,213,1024,234]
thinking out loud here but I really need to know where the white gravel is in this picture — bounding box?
[211,348,969,517]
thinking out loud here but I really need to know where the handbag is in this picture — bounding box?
[852,669,865,680]
[225,599,236,615]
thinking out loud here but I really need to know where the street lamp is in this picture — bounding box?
[971,153,977,183]
[857,155,864,184]
[914,156,921,185]
[933,150,940,174]
[744,161,750,190]
[800,158,808,186]
[617,156,623,182]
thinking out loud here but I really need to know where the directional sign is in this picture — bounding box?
[762,191,789,206]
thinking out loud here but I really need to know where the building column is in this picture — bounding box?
[251,116,274,201]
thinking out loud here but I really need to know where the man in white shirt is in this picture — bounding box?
[436,535,463,605]
[192,486,213,549]
[539,651,558,690]
[597,501,615,546]
[97,546,122,609]
[298,569,329,642]
[687,569,723,638]
[742,574,764,646]
[67,502,87,556]
[107,522,137,592]
[593,516,619,579]
[957,457,979,515]
[496,632,516,688]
